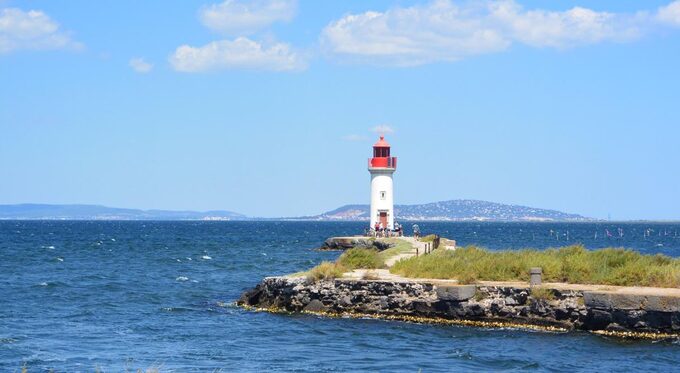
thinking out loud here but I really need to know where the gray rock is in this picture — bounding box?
[340,295,352,307]
[505,296,518,306]
[303,299,328,312]
[672,313,680,330]
[583,292,612,310]
[606,323,628,332]
[555,307,570,320]
[645,311,673,329]
[436,285,476,301]
[585,292,647,311]
[585,309,613,330]
[634,321,649,329]
[530,299,549,315]
[610,294,647,310]
[645,295,680,313]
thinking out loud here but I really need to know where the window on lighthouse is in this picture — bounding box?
[380,191,386,200]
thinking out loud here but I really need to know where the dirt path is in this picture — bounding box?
[343,237,425,280]
[382,236,424,267]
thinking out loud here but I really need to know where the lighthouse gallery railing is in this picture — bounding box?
[368,157,397,169]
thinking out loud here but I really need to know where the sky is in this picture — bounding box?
[1,0,680,220]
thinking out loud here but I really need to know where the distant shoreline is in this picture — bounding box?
[0,200,597,222]
[3,218,680,223]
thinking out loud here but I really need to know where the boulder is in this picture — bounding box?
[304,299,328,312]
[436,285,477,301]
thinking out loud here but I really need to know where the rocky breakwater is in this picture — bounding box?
[238,277,680,338]
[319,237,393,251]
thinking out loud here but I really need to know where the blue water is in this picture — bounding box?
[2,221,680,372]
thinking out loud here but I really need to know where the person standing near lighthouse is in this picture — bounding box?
[368,135,397,233]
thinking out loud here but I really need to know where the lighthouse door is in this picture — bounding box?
[379,212,388,228]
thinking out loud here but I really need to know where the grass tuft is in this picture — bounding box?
[531,287,555,301]
[390,245,680,288]
[338,248,384,270]
[306,261,346,282]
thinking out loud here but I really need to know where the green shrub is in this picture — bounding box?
[390,244,680,288]
[307,261,346,282]
[338,248,384,270]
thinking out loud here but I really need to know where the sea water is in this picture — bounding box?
[1,221,680,372]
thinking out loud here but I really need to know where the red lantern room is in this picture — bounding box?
[368,136,397,169]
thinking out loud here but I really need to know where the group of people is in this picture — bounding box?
[366,222,407,238]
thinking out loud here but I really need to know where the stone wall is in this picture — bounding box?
[239,277,680,335]
[584,292,680,333]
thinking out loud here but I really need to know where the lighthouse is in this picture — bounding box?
[368,136,397,230]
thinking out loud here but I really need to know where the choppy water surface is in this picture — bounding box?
[2,221,680,372]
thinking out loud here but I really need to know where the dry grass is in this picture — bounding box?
[362,271,381,280]
[390,245,680,288]
[306,261,347,282]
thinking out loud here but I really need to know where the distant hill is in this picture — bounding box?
[0,204,246,221]
[0,200,591,222]
[314,200,591,222]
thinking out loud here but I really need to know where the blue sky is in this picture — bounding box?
[1,0,679,220]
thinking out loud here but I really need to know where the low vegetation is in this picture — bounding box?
[304,242,412,282]
[362,271,381,280]
[378,239,415,262]
[390,245,680,288]
[306,261,347,282]
[338,248,384,270]
[531,287,556,301]
[419,234,437,242]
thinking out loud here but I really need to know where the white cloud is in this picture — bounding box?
[129,57,153,73]
[322,1,509,66]
[200,0,296,34]
[170,37,306,72]
[372,125,394,135]
[0,7,81,54]
[321,0,650,66]
[658,1,680,27]
[491,2,642,48]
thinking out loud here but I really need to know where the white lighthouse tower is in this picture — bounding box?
[368,136,397,230]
